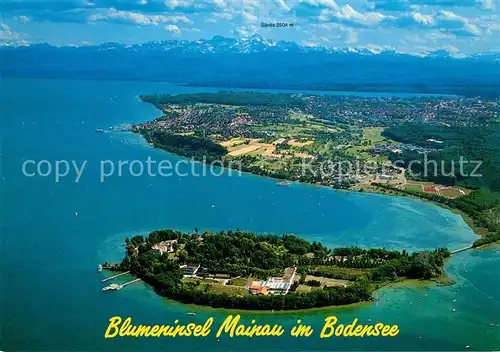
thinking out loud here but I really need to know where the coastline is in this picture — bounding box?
[102,97,497,312]
[100,267,454,315]
[358,185,487,237]
[363,185,495,242]
[132,127,485,244]
[128,95,490,244]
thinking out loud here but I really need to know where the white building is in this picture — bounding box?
[152,239,178,254]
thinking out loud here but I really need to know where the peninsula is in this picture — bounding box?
[105,229,451,311]
[132,92,500,247]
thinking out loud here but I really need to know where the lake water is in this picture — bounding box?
[1,78,499,351]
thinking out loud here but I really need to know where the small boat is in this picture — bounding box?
[95,128,105,133]
[187,312,196,316]
[102,284,122,291]
[97,264,103,272]
[277,180,293,187]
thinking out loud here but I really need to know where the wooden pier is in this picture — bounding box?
[101,271,130,283]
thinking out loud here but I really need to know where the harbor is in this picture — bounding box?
[99,267,141,291]
[102,278,142,292]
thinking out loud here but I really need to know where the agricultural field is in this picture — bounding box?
[344,127,393,163]
[229,277,252,286]
[405,184,425,192]
[288,138,314,147]
[181,277,248,295]
[363,127,387,144]
[218,136,315,160]
[404,182,467,199]
[305,275,350,287]
[202,283,247,295]
[438,187,466,198]
[296,285,312,293]
[304,265,371,281]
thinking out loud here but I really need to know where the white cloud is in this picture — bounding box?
[486,22,500,31]
[214,0,226,8]
[319,5,387,26]
[435,10,482,36]
[477,0,496,10]
[82,0,96,6]
[387,10,481,37]
[216,11,234,20]
[242,0,260,10]
[0,23,29,46]
[311,22,361,44]
[276,0,291,11]
[411,12,433,26]
[164,24,181,35]
[242,11,257,23]
[425,30,453,42]
[302,0,339,10]
[292,0,339,18]
[232,24,258,37]
[440,44,459,53]
[437,10,465,22]
[164,0,191,9]
[346,28,358,44]
[15,16,31,24]
[88,8,192,26]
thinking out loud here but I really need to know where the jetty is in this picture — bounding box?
[101,270,130,283]
[451,246,473,255]
[121,278,141,287]
[102,278,141,292]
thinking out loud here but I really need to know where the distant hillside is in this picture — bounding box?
[2,36,499,97]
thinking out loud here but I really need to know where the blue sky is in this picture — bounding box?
[1,0,499,54]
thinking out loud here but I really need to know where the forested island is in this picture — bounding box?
[108,229,451,311]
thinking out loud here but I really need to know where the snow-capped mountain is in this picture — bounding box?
[1,36,498,98]
[92,35,312,54]
[4,35,499,60]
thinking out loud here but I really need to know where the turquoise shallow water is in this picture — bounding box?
[1,78,499,351]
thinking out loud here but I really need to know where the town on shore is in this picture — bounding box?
[127,92,499,248]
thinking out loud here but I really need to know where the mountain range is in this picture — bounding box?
[2,35,499,97]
